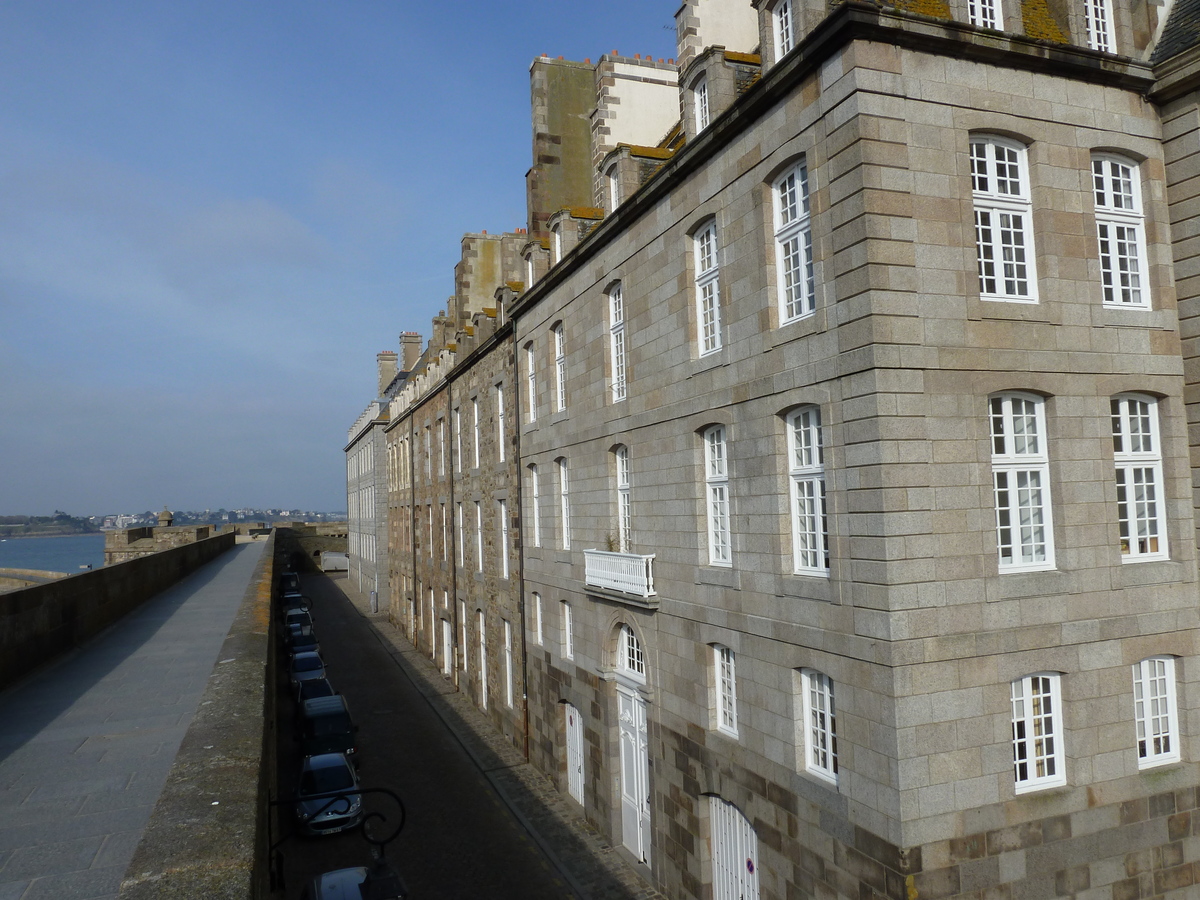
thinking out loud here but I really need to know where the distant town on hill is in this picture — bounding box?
[0,509,346,538]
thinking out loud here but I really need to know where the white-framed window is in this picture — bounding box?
[441,504,447,560]
[773,0,796,58]
[532,592,543,645]
[551,223,562,264]
[693,74,710,131]
[474,500,483,572]
[1093,154,1148,308]
[609,284,627,402]
[798,668,838,785]
[967,0,999,29]
[525,342,537,423]
[775,162,815,323]
[459,599,468,671]
[457,502,464,567]
[472,397,480,468]
[1133,656,1179,768]
[972,136,1037,302]
[453,408,461,472]
[1011,673,1065,792]
[561,600,574,659]
[503,619,514,708]
[1085,0,1114,51]
[615,445,632,553]
[713,644,738,737]
[606,163,620,211]
[438,420,446,476]
[424,425,432,479]
[553,323,567,412]
[477,610,488,710]
[498,498,510,579]
[704,426,732,566]
[695,221,722,355]
[990,393,1054,571]
[787,407,828,574]
[558,457,571,550]
[529,463,541,548]
[496,384,506,462]
[1111,394,1167,561]
[427,505,433,557]
[618,624,645,681]
[524,252,535,289]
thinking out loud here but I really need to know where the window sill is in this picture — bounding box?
[697,567,741,590]
[1116,558,1186,589]
[991,568,1067,600]
[554,549,573,565]
[969,295,1058,325]
[687,347,729,377]
[777,575,836,604]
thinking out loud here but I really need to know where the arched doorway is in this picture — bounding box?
[615,624,651,865]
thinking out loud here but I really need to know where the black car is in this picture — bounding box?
[298,694,358,762]
[289,651,327,689]
[296,677,336,704]
[287,625,320,656]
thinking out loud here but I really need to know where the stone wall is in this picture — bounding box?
[117,532,277,900]
[0,532,235,693]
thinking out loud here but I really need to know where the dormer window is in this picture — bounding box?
[693,74,710,131]
[606,163,620,212]
[774,0,795,59]
[551,223,563,264]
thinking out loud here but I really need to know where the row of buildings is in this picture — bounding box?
[346,0,1200,896]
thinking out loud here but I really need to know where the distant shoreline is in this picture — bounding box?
[0,532,104,540]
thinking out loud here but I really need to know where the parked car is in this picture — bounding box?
[298,864,407,900]
[287,625,320,656]
[298,694,358,762]
[289,651,327,689]
[279,571,301,594]
[294,752,362,836]
[280,591,310,615]
[296,677,336,705]
[285,608,314,630]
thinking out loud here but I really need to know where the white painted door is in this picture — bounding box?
[441,619,452,675]
[710,795,759,900]
[618,686,651,864]
[565,702,584,804]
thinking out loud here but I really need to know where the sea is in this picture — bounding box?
[0,534,106,574]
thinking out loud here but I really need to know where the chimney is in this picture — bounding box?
[377,350,398,397]
[400,332,423,372]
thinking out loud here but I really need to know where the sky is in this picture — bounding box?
[0,1,679,517]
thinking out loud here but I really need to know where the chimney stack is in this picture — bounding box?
[400,332,423,372]
[377,350,398,397]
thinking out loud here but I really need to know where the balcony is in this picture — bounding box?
[584,549,656,601]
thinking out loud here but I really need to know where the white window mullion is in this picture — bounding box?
[775,163,815,323]
[705,426,732,566]
[1133,656,1179,768]
[1112,394,1167,561]
[991,394,1054,571]
[1011,673,1065,792]
[972,137,1037,303]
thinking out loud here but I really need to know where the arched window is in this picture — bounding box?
[618,624,645,680]
[703,426,731,565]
[1111,394,1166,560]
[1093,154,1148,308]
[609,284,627,402]
[1011,672,1064,792]
[694,221,722,355]
[971,135,1036,302]
[1133,656,1179,768]
[798,668,837,784]
[990,393,1054,570]
[787,406,827,574]
[774,161,814,323]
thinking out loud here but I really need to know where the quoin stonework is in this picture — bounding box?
[346,0,1200,897]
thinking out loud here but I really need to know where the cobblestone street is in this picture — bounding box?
[275,570,666,900]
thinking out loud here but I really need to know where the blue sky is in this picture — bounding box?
[0,1,679,516]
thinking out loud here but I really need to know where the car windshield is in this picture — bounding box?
[301,764,354,795]
[300,681,334,699]
[293,657,323,672]
[306,713,352,737]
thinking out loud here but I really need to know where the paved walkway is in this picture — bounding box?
[0,543,264,900]
[331,575,667,900]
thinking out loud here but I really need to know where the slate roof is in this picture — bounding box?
[1153,0,1200,64]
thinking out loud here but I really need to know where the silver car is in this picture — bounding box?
[294,752,362,836]
[289,651,326,688]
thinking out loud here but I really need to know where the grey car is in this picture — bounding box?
[294,752,362,836]
[298,864,408,900]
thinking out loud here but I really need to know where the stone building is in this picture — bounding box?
[358,0,1200,896]
[103,509,213,565]
[345,334,421,603]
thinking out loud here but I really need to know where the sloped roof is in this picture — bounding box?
[1153,0,1200,64]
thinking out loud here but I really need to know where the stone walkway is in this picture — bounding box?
[0,543,264,900]
[332,575,668,900]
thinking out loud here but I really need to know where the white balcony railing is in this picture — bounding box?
[584,549,656,598]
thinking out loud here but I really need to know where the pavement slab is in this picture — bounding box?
[0,543,263,900]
